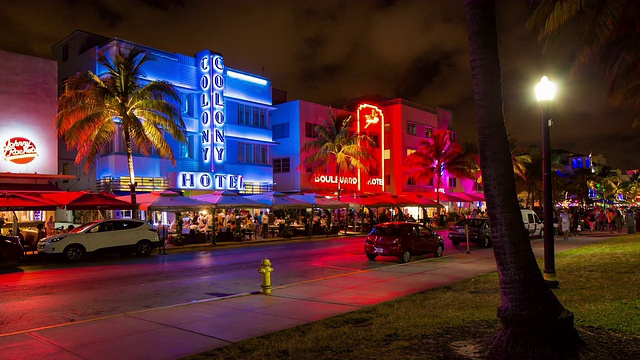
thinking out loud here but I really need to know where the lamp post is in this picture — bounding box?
[535,76,559,288]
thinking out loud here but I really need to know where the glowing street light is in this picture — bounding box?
[536,76,559,288]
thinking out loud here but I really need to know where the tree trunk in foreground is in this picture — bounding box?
[464,1,583,358]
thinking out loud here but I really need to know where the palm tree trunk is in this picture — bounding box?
[124,130,138,220]
[464,2,582,358]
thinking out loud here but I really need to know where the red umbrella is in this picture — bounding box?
[395,193,443,208]
[419,192,467,203]
[0,192,58,211]
[41,191,136,210]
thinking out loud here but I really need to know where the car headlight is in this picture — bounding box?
[44,235,67,243]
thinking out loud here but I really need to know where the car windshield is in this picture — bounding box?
[74,220,103,233]
[455,219,484,227]
[371,226,401,236]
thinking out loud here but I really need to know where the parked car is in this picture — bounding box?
[364,222,444,263]
[0,235,24,262]
[521,209,544,238]
[37,219,159,262]
[448,218,492,248]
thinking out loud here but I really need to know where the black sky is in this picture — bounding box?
[1,0,637,169]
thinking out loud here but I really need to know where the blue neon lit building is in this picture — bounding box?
[52,31,275,194]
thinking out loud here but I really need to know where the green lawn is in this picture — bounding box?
[185,235,640,360]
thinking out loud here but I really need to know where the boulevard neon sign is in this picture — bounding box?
[2,137,38,164]
[312,175,383,186]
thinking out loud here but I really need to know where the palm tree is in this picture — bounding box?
[528,0,640,126]
[404,129,478,208]
[464,1,582,358]
[300,110,376,200]
[620,173,640,202]
[55,44,187,212]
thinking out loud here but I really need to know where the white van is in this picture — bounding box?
[521,209,544,238]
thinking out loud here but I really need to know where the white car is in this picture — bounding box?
[521,209,544,238]
[37,219,159,262]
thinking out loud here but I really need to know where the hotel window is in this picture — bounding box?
[273,158,291,173]
[428,178,434,186]
[407,177,416,186]
[448,178,457,188]
[305,122,317,138]
[272,123,290,139]
[407,149,416,156]
[407,122,416,135]
[62,44,69,62]
[371,134,379,148]
[384,149,391,160]
[385,175,391,186]
[179,92,192,116]
[238,142,268,164]
[179,135,196,159]
[425,127,432,138]
[237,104,268,128]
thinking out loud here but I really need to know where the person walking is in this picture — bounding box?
[559,208,570,240]
[157,224,167,254]
[45,216,56,236]
[606,208,616,234]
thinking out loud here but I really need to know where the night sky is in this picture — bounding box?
[1,0,637,169]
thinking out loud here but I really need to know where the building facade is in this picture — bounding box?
[270,97,467,198]
[52,31,276,195]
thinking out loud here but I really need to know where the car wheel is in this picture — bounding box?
[64,245,84,262]
[434,245,444,258]
[399,249,411,263]
[539,229,544,239]
[481,236,491,248]
[451,240,460,246]
[366,253,377,261]
[136,240,153,256]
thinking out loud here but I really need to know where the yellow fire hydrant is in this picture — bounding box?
[258,258,274,295]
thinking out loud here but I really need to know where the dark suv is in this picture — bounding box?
[448,218,491,248]
[364,222,444,263]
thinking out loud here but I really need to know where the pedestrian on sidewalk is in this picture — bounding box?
[157,224,167,254]
[559,208,570,240]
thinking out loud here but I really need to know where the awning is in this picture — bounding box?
[41,191,136,210]
[0,182,64,193]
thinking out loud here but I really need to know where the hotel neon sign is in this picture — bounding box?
[197,51,226,170]
[178,172,244,191]
[357,104,384,192]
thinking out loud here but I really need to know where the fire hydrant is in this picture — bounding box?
[258,258,274,295]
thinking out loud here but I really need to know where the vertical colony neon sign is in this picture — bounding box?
[197,51,226,172]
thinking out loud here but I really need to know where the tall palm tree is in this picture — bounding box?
[464,1,582,358]
[404,129,478,208]
[55,44,187,212]
[528,0,640,126]
[300,110,376,200]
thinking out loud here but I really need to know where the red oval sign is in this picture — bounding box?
[3,137,38,164]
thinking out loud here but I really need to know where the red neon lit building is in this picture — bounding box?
[270,96,456,197]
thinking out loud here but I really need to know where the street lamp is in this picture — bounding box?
[535,76,559,288]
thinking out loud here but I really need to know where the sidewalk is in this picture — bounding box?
[0,233,617,360]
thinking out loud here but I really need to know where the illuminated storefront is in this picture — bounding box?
[53,31,275,195]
